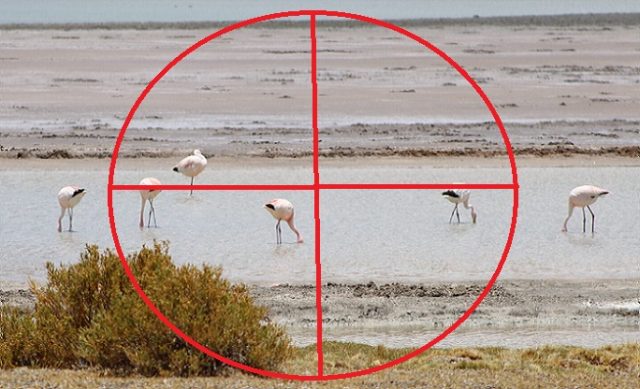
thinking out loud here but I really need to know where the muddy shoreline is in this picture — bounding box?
[3,279,638,348]
[4,146,640,160]
[2,120,639,160]
[252,280,640,338]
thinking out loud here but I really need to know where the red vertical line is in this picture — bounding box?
[310,14,323,377]
[311,19,319,182]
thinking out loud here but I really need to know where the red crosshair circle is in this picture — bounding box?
[108,10,520,381]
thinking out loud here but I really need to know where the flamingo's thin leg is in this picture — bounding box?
[582,207,586,233]
[150,200,157,227]
[449,204,457,224]
[147,200,153,228]
[587,205,595,233]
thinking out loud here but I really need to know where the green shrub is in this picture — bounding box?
[0,243,292,376]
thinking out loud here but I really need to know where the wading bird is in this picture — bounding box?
[173,149,207,195]
[442,189,477,224]
[139,177,162,228]
[264,198,303,244]
[57,186,86,232]
[562,185,609,233]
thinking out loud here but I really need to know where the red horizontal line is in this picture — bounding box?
[110,184,315,191]
[110,183,515,191]
[319,183,515,190]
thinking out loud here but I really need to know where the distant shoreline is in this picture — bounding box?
[2,146,640,160]
[1,12,639,30]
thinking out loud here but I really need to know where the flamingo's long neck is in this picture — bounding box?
[563,203,575,231]
[286,218,303,243]
[468,204,477,223]
[462,199,476,221]
[58,207,66,231]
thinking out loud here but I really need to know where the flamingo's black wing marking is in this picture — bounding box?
[442,190,459,198]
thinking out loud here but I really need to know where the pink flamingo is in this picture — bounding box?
[264,198,303,244]
[442,189,477,224]
[173,149,207,195]
[139,177,162,228]
[562,185,609,233]
[57,186,86,232]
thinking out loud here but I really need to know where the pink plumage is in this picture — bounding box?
[57,186,86,232]
[562,185,609,233]
[139,177,162,228]
[173,149,207,195]
[442,189,477,224]
[264,198,303,244]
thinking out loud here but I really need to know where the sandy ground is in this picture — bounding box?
[1,15,639,159]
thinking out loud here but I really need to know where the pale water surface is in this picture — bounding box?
[1,164,638,289]
[2,0,639,24]
[318,326,640,349]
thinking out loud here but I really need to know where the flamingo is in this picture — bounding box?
[173,149,207,195]
[562,185,609,233]
[139,177,162,228]
[57,186,86,232]
[264,198,303,244]
[442,189,477,224]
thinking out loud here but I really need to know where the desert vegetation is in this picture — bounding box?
[0,243,292,376]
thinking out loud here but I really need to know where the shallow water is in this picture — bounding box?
[318,326,640,349]
[1,163,638,289]
[2,0,639,24]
